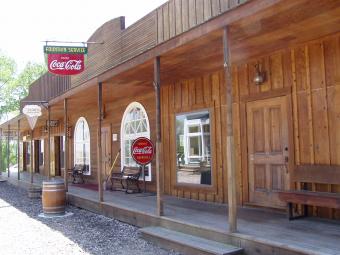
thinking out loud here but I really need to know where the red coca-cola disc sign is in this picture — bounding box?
[44,46,87,76]
[131,137,154,165]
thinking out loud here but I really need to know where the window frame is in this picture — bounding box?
[120,102,151,181]
[175,108,214,188]
[73,117,91,175]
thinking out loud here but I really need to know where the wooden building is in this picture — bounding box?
[1,0,340,225]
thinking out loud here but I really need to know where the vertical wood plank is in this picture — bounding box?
[175,0,183,35]
[283,49,293,88]
[324,36,340,87]
[291,49,301,165]
[181,0,189,32]
[203,0,212,21]
[220,0,229,12]
[157,8,164,43]
[211,0,221,16]
[270,53,284,89]
[203,75,212,104]
[188,0,197,28]
[163,3,170,41]
[195,0,204,24]
[169,0,176,38]
[195,77,204,104]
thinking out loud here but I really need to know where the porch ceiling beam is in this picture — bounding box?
[223,26,237,233]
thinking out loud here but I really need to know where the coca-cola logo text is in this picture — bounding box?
[132,146,153,155]
[131,138,154,165]
[50,60,82,71]
[47,53,85,75]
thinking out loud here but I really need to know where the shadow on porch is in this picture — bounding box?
[6,172,340,255]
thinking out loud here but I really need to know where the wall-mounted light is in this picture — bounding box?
[253,62,266,85]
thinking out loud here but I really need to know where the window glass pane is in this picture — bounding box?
[121,104,151,176]
[189,125,200,133]
[74,118,91,174]
[176,110,211,185]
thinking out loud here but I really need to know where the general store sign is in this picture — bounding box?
[23,105,42,130]
[44,46,87,75]
[131,137,154,165]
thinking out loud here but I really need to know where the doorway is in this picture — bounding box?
[246,96,290,208]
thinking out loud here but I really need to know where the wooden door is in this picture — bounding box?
[247,96,289,208]
[101,126,112,179]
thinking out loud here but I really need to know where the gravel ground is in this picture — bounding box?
[0,182,180,255]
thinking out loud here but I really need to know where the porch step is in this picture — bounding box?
[140,226,243,255]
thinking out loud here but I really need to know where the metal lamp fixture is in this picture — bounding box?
[253,62,265,85]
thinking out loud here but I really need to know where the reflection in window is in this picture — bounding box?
[121,102,151,181]
[74,117,90,175]
[176,110,211,185]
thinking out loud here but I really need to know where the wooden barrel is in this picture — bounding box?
[42,180,66,215]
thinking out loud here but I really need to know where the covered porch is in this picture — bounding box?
[1,0,340,253]
[4,172,340,255]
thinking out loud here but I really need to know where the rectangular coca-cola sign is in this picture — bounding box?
[44,46,87,76]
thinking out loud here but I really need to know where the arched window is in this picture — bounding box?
[121,102,151,181]
[74,117,91,175]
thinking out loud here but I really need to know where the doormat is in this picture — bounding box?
[71,183,98,191]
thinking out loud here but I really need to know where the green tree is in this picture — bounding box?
[0,58,46,118]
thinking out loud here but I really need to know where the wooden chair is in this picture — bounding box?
[278,165,340,220]
[69,164,87,184]
[110,166,142,193]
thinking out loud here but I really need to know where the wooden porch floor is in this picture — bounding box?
[6,172,340,255]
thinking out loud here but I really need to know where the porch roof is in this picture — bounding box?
[5,0,340,133]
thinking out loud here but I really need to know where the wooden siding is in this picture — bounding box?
[21,73,70,110]
[157,0,247,44]
[232,33,340,219]
[71,14,157,88]
[161,70,229,203]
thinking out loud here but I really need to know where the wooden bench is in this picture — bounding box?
[69,164,87,184]
[278,165,340,220]
[110,166,142,193]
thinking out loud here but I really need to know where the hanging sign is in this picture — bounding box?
[44,46,87,75]
[131,137,154,165]
[23,105,42,130]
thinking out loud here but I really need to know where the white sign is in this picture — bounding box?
[23,105,42,130]
[23,105,42,117]
[112,133,118,142]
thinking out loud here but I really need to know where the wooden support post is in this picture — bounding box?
[18,120,20,181]
[30,130,34,184]
[223,26,237,233]
[48,106,51,180]
[64,98,68,191]
[7,124,10,177]
[154,56,164,216]
[97,82,103,203]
